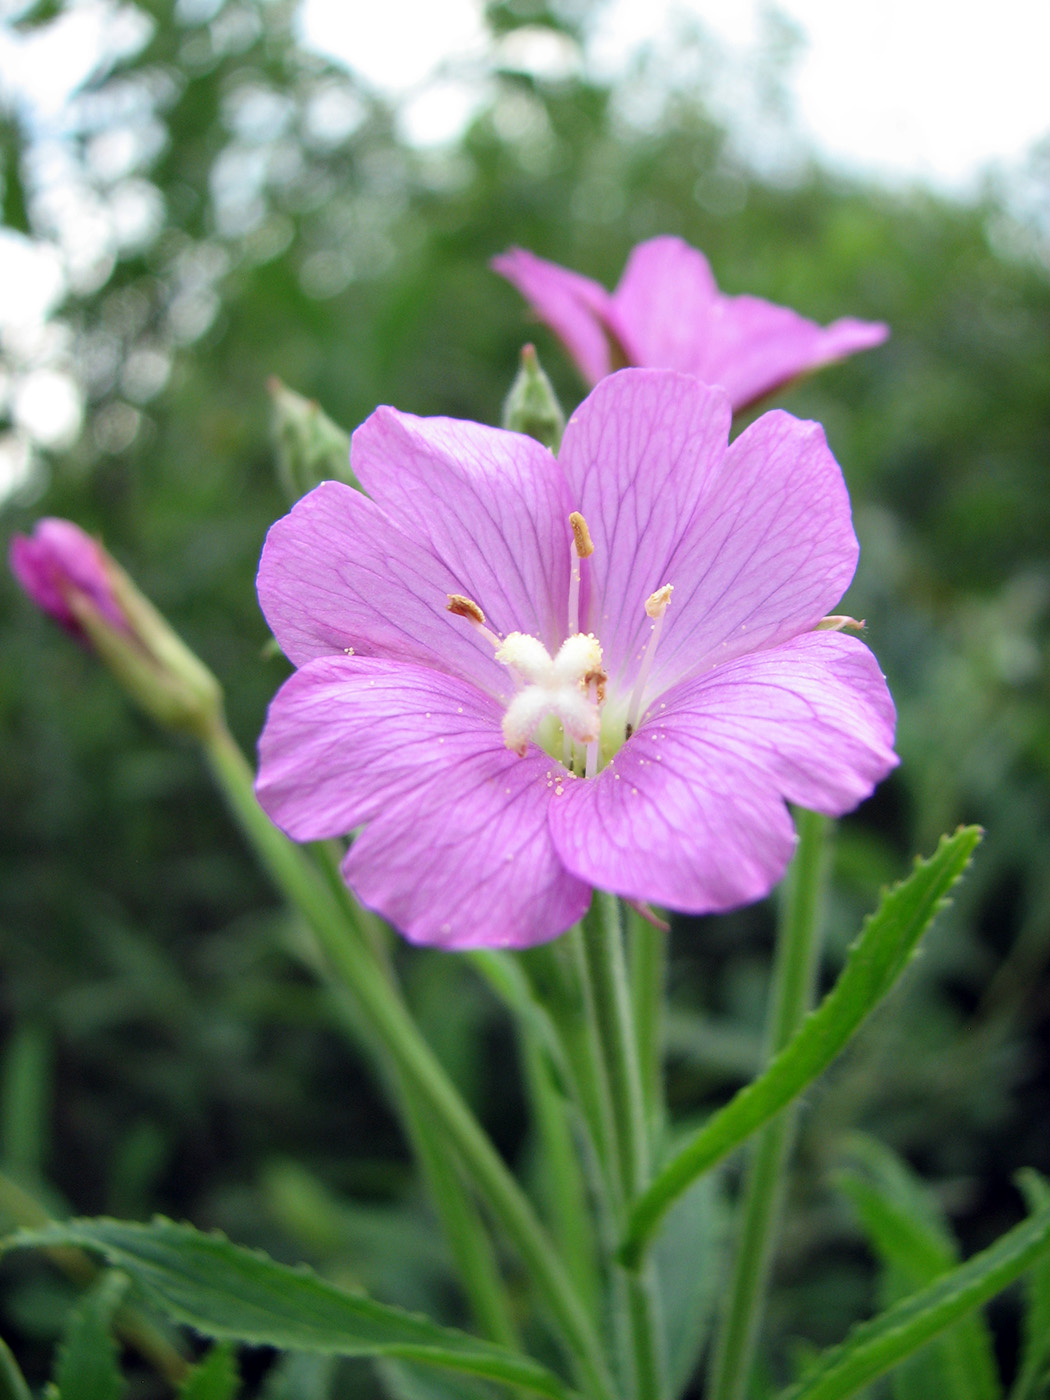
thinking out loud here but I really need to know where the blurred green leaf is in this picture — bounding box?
[1010,1171,1050,1400]
[837,1134,1000,1400]
[0,1336,33,1400]
[178,1343,240,1400]
[775,1197,1050,1400]
[5,1219,575,1399]
[53,1271,128,1400]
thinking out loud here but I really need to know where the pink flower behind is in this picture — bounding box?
[10,518,129,643]
[493,236,889,411]
[255,369,898,950]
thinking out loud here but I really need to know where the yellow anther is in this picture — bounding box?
[569,511,594,558]
[447,593,486,624]
[645,584,674,619]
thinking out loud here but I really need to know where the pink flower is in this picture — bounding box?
[10,516,222,737]
[493,236,889,411]
[9,518,130,643]
[255,370,897,950]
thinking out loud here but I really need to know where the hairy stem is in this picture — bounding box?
[707,809,830,1400]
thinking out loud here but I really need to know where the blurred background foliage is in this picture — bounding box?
[0,0,1049,1394]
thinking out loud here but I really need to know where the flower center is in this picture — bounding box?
[446,514,672,776]
[496,630,606,772]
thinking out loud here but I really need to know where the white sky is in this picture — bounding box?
[300,0,1050,191]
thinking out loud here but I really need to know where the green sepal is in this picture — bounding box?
[268,378,355,502]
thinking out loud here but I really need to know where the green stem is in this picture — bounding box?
[627,911,667,1152]
[201,717,613,1400]
[307,852,517,1348]
[707,809,831,1400]
[0,1338,31,1400]
[521,1028,602,1321]
[580,894,666,1400]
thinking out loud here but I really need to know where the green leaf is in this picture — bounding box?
[837,1135,1000,1400]
[1010,1171,1050,1400]
[774,1197,1050,1400]
[259,1353,335,1400]
[0,1336,33,1400]
[54,1271,129,1400]
[652,1172,727,1397]
[3,1218,576,1400]
[622,827,982,1265]
[178,1344,240,1400]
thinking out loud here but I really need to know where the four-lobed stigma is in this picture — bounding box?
[447,514,672,775]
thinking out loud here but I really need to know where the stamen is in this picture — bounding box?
[625,898,671,933]
[584,676,600,779]
[447,592,503,650]
[447,593,484,624]
[816,614,866,633]
[567,511,593,637]
[625,584,673,738]
[569,511,594,558]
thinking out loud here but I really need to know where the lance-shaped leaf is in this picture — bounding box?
[178,1343,240,1400]
[774,1195,1050,1400]
[54,1270,129,1400]
[2,1218,575,1400]
[1011,1170,1050,1400]
[836,1135,1000,1400]
[621,826,981,1266]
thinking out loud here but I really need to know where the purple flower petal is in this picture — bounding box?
[493,236,888,409]
[557,369,733,693]
[647,407,860,697]
[491,247,614,386]
[692,296,890,412]
[351,407,574,655]
[258,481,510,698]
[549,631,896,913]
[606,236,720,372]
[256,654,588,948]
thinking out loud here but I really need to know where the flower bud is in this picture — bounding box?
[501,344,565,452]
[268,377,355,501]
[9,518,222,740]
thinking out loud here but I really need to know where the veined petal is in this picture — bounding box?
[492,246,614,386]
[645,409,859,699]
[697,296,891,412]
[351,408,573,656]
[256,655,588,948]
[557,369,732,694]
[607,236,719,373]
[258,481,509,698]
[549,631,897,913]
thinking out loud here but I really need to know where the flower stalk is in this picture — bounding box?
[579,894,666,1400]
[199,714,614,1400]
[706,807,831,1400]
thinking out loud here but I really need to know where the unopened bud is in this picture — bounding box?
[10,518,222,740]
[501,344,565,452]
[268,377,355,502]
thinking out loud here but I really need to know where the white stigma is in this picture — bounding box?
[626,584,673,737]
[496,631,605,757]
